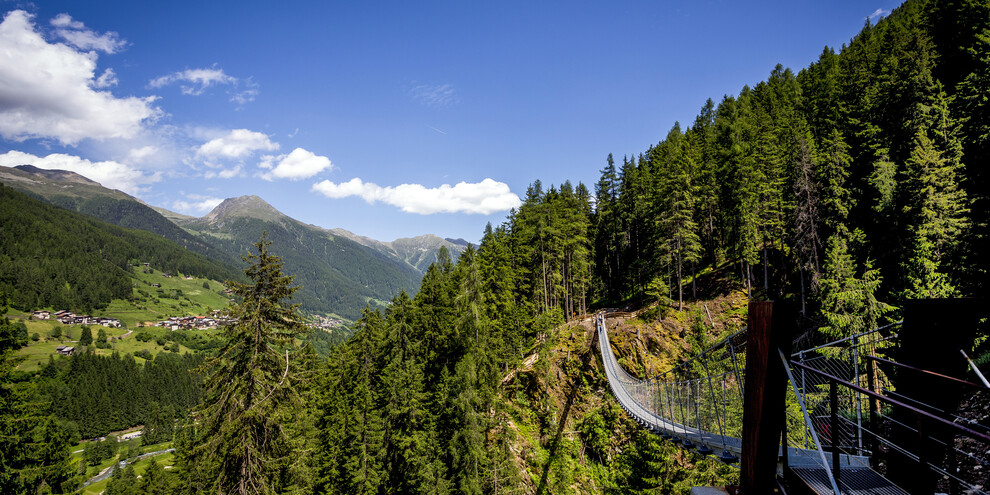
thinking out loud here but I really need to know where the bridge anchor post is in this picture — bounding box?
[740,301,795,495]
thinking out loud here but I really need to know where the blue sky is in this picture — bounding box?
[0,0,900,243]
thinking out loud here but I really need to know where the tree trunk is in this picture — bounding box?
[677,242,683,311]
[692,262,697,300]
[799,268,806,316]
[762,246,769,292]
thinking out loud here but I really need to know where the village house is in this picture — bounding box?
[156,314,232,331]
[55,345,74,356]
[117,431,142,442]
[32,310,50,320]
[53,311,121,328]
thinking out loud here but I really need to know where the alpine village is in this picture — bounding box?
[2,1,990,494]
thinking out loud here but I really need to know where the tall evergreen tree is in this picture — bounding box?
[818,231,894,340]
[190,233,308,494]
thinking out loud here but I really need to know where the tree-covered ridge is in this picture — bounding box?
[593,0,988,332]
[0,165,243,273]
[181,210,426,320]
[0,184,238,312]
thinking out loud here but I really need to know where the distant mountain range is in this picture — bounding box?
[0,164,465,319]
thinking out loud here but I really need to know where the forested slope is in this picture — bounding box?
[178,196,425,320]
[0,165,243,273]
[592,0,989,331]
[0,184,237,312]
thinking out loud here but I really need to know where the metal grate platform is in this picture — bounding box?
[788,467,909,495]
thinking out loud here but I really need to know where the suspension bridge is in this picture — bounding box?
[597,299,989,494]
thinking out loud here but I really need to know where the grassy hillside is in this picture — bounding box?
[106,267,232,327]
[8,267,233,372]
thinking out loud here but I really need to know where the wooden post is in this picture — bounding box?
[741,301,795,494]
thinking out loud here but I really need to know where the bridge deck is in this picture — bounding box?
[597,313,904,494]
[788,467,909,495]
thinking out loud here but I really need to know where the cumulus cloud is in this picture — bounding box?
[149,66,237,95]
[0,150,160,194]
[259,148,333,180]
[0,10,160,145]
[172,193,223,213]
[409,83,459,107]
[312,177,521,215]
[50,13,127,53]
[196,129,279,159]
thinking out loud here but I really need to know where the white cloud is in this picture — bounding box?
[409,83,459,107]
[260,148,333,181]
[868,8,889,20]
[312,177,521,215]
[231,88,258,104]
[230,77,259,105]
[94,68,118,88]
[172,194,223,213]
[205,165,243,179]
[150,65,258,104]
[196,129,278,159]
[149,66,237,95]
[50,13,127,54]
[126,145,158,163]
[0,10,160,145]
[0,150,160,194]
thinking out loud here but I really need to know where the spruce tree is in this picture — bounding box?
[818,231,894,340]
[190,233,308,494]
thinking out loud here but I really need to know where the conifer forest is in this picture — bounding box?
[1,1,989,493]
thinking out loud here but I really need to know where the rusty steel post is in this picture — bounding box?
[740,301,795,494]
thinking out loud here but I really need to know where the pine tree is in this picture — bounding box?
[0,296,73,494]
[381,292,432,492]
[104,464,138,495]
[139,458,170,495]
[897,122,968,297]
[792,132,823,314]
[818,231,894,340]
[341,308,386,493]
[190,233,308,494]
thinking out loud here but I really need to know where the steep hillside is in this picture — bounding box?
[0,184,237,312]
[176,196,424,320]
[0,165,241,271]
[500,274,746,493]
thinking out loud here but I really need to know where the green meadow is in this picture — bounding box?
[10,266,232,372]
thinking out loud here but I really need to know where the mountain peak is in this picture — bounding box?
[13,164,100,185]
[205,195,286,224]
